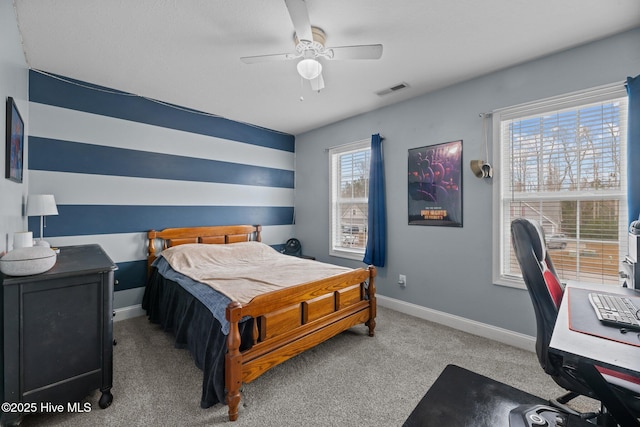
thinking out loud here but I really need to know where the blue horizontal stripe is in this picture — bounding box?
[29,137,294,188]
[28,205,294,237]
[29,70,295,152]
[114,260,147,291]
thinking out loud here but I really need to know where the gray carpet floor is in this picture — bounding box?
[21,306,599,426]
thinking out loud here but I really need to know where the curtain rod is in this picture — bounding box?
[324,135,385,152]
[484,81,626,119]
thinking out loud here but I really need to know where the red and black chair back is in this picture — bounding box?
[511,218,593,396]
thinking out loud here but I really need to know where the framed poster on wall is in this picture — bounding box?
[5,97,24,183]
[408,139,463,227]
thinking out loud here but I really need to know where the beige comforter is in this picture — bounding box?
[160,242,352,305]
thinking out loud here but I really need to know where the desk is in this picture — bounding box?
[549,283,640,426]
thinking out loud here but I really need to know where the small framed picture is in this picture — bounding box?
[5,97,24,183]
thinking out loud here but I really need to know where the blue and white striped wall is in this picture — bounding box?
[27,70,295,310]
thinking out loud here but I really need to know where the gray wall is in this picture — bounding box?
[0,0,29,254]
[294,28,640,337]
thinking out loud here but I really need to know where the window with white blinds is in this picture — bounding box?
[493,83,629,288]
[329,140,370,259]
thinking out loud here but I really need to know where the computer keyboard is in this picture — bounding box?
[588,292,640,330]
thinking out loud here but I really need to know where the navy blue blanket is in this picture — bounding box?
[153,257,236,334]
[142,265,254,408]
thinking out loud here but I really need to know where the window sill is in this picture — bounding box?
[494,276,621,291]
[493,276,527,291]
[329,249,364,261]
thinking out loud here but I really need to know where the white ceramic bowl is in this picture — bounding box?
[0,246,57,276]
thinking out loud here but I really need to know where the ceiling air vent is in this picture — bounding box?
[376,82,409,96]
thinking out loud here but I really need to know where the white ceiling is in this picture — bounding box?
[13,0,640,135]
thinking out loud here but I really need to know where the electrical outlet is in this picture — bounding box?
[398,274,407,287]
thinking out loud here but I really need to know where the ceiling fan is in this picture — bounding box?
[240,0,383,91]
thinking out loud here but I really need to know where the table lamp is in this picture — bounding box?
[26,194,58,247]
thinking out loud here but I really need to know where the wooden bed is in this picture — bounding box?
[145,224,377,421]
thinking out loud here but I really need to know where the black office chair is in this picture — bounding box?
[510,218,640,421]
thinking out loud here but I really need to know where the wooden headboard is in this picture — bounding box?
[147,224,262,269]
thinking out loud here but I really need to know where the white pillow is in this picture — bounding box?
[0,246,57,276]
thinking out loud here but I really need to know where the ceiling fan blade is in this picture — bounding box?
[240,53,294,64]
[328,44,383,60]
[310,73,325,91]
[284,0,313,42]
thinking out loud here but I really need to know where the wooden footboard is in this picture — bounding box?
[225,265,377,421]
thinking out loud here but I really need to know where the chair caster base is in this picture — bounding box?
[509,404,595,427]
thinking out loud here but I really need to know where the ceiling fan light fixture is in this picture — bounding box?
[297,58,322,80]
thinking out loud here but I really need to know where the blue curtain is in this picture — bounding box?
[363,133,386,267]
[628,75,640,224]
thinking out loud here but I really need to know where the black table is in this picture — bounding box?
[403,364,592,426]
[549,283,640,427]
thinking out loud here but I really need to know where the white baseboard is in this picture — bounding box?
[376,295,536,352]
[114,304,145,322]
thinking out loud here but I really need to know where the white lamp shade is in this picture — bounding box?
[26,194,59,216]
[297,58,322,80]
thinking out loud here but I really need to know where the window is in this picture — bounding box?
[329,139,370,259]
[493,83,629,288]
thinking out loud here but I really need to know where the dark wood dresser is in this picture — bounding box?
[0,244,116,426]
